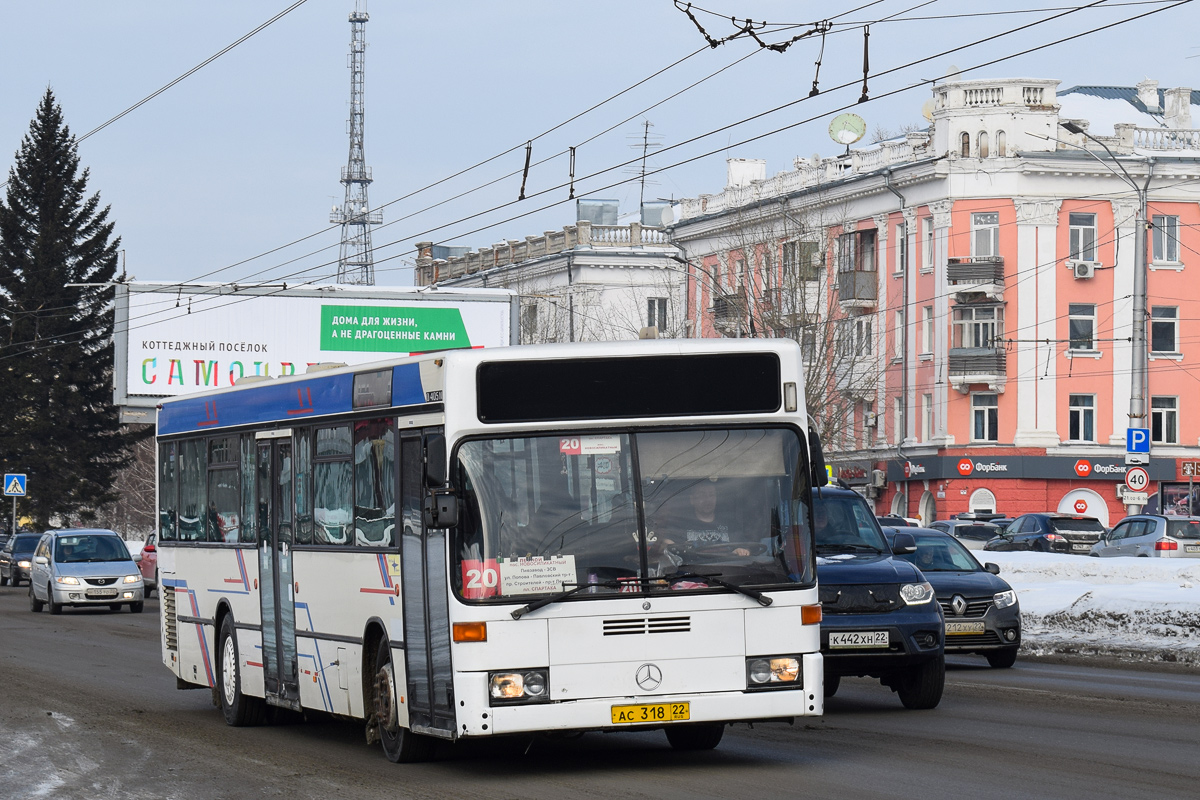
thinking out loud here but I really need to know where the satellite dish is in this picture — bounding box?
[945,64,961,81]
[921,99,935,122]
[828,113,867,147]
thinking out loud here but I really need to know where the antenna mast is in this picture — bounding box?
[330,1,381,285]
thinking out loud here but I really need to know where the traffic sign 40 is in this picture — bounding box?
[1124,467,1149,492]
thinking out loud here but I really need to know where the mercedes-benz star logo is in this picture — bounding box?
[950,594,967,617]
[635,663,662,691]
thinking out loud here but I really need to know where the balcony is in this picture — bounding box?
[837,270,877,310]
[948,347,1006,393]
[948,256,1004,301]
[710,290,745,335]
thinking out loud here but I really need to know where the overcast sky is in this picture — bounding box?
[1,1,1196,287]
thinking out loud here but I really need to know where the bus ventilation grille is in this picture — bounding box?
[163,586,178,651]
[603,616,691,636]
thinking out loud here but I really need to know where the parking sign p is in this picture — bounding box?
[1127,427,1150,453]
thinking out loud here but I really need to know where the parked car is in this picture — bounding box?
[814,487,945,709]
[885,528,1021,668]
[928,518,1002,550]
[983,513,1105,554]
[877,515,912,527]
[0,532,41,587]
[138,533,159,595]
[1090,515,1200,558]
[28,529,144,614]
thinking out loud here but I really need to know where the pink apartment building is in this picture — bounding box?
[671,77,1200,525]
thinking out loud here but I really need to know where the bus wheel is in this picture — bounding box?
[373,638,434,763]
[665,722,725,751]
[218,615,265,726]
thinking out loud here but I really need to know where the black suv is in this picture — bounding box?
[814,487,945,709]
[984,513,1105,554]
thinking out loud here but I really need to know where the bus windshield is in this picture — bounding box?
[452,428,812,602]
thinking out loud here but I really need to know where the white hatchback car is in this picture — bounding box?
[1090,515,1200,558]
[28,529,145,614]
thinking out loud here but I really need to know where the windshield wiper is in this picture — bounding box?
[666,572,772,606]
[815,543,882,553]
[510,579,622,619]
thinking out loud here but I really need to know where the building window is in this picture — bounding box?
[895,222,907,273]
[996,130,1006,156]
[894,308,905,358]
[1068,303,1096,350]
[801,331,816,364]
[1151,306,1178,353]
[862,401,875,450]
[647,298,667,331]
[921,394,933,441]
[978,131,989,159]
[960,132,971,157]
[894,397,904,445]
[1152,215,1180,262]
[855,317,873,356]
[972,393,999,442]
[784,240,823,281]
[921,306,933,353]
[921,217,934,271]
[952,305,1003,348]
[972,212,1000,258]
[733,257,746,289]
[1068,213,1097,261]
[1152,397,1178,444]
[1068,394,1095,442]
[837,229,877,273]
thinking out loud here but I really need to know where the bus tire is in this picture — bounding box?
[665,722,725,751]
[373,637,434,763]
[218,615,265,727]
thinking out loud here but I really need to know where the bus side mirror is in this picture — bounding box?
[425,434,447,487]
[808,426,828,487]
[423,490,458,529]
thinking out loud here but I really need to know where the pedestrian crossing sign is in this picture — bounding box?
[3,474,26,496]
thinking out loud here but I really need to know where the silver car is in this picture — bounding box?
[28,529,145,614]
[1090,515,1200,558]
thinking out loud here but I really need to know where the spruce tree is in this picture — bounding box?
[0,89,137,528]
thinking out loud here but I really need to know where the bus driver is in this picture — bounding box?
[674,480,751,557]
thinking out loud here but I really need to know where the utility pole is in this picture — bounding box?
[1060,121,1153,513]
[331,1,382,285]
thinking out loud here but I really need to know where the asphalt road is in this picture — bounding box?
[1,586,1197,800]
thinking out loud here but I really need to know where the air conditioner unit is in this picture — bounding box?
[1068,259,1099,279]
[864,412,878,428]
[872,469,887,488]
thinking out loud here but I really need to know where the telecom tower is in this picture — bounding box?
[330,2,381,285]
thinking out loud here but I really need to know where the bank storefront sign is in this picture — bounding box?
[888,455,1175,482]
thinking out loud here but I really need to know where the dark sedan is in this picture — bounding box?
[984,513,1105,554]
[885,528,1021,668]
[0,532,41,587]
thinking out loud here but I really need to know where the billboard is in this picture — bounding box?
[114,282,517,422]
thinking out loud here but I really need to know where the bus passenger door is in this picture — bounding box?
[257,436,301,710]
[399,430,457,738]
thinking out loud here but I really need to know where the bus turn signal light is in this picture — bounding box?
[802,604,822,625]
[452,621,488,642]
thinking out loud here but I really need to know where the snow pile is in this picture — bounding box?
[982,552,1200,665]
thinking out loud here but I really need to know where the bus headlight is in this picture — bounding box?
[489,669,550,705]
[746,656,802,688]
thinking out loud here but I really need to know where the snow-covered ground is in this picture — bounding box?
[982,552,1200,666]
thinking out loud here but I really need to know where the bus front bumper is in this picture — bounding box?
[462,652,824,737]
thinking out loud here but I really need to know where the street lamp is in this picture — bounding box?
[1059,120,1154,513]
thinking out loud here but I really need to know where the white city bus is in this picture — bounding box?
[155,339,824,761]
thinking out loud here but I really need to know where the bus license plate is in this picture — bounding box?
[611,702,690,724]
[86,588,118,598]
[945,621,986,635]
[829,631,889,649]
